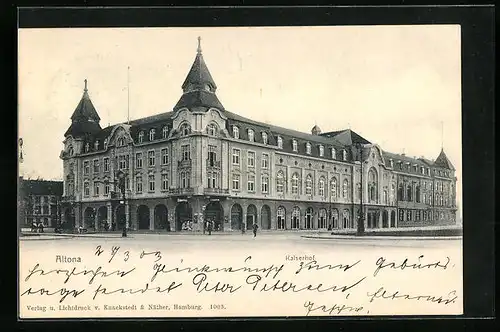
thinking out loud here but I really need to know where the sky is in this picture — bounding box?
[18,26,462,216]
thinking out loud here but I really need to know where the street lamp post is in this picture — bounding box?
[116,170,127,238]
[356,143,365,236]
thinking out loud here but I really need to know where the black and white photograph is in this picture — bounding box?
[18,24,465,318]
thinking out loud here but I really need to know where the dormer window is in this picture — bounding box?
[94,141,99,150]
[207,123,217,136]
[427,168,430,175]
[262,132,268,145]
[413,165,418,172]
[248,129,254,142]
[389,159,394,168]
[162,126,169,139]
[149,129,156,141]
[104,138,108,147]
[138,131,144,143]
[85,143,90,153]
[292,139,298,152]
[180,123,191,136]
[118,138,125,147]
[277,136,283,149]
[342,149,347,161]
[233,126,239,139]
[319,145,324,157]
[331,147,336,159]
[306,143,311,155]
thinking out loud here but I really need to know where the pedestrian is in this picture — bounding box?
[208,220,212,235]
[252,223,259,238]
[203,220,206,234]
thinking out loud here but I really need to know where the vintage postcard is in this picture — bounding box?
[18,25,463,319]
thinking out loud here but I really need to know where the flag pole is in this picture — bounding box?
[127,66,130,125]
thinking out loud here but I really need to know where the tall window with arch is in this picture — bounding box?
[162,126,169,139]
[342,209,350,228]
[368,168,378,202]
[319,209,327,229]
[305,174,313,196]
[248,129,254,142]
[180,123,191,136]
[318,177,325,197]
[277,206,286,230]
[276,171,285,194]
[292,139,298,152]
[291,173,299,194]
[319,145,324,157]
[232,126,239,139]
[342,149,347,161]
[330,177,337,200]
[383,190,388,205]
[331,147,336,159]
[306,143,311,155]
[149,129,155,141]
[291,207,300,229]
[342,179,349,199]
[138,131,144,143]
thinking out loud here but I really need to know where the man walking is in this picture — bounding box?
[252,223,259,238]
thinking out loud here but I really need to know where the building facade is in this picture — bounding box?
[60,40,458,232]
[18,177,63,229]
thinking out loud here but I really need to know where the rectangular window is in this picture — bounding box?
[247,174,255,192]
[104,158,109,172]
[232,174,240,190]
[104,182,110,195]
[182,145,190,161]
[232,148,240,165]
[84,182,90,196]
[261,175,269,193]
[161,148,169,165]
[136,176,143,193]
[247,151,255,168]
[161,173,169,191]
[119,155,127,170]
[93,159,99,173]
[136,153,143,169]
[148,150,155,167]
[319,145,324,157]
[93,182,100,196]
[262,153,269,169]
[208,145,217,166]
[84,161,90,175]
[148,175,155,192]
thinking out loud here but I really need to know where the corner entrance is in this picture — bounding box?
[204,201,224,231]
[175,201,192,231]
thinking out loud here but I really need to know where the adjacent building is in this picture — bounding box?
[18,177,63,229]
[60,39,458,232]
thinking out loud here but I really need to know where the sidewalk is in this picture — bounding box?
[301,234,463,241]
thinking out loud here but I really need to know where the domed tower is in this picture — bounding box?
[311,124,322,136]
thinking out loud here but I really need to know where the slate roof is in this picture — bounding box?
[434,149,455,170]
[64,121,102,138]
[70,89,101,122]
[181,51,217,91]
[174,90,225,111]
[320,129,371,145]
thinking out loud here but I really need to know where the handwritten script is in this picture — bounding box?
[19,244,461,317]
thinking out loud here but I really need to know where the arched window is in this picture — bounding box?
[343,209,350,228]
[343,179,349,199]
[291,173,299,194]
[138,131,144,143]
[368,168,378,202]
[342,149,347,161]
[262,132,268,145]
[306,143,311,155]
[162,126,169,139]
[118,138,125,147]
[180,123,191,136]
[149,129,155,141]
[318,177,325,197]
[330,177,337,200]
[277,206,286,230]
[331,147,336,159]
[207,123,217,136]
[292,139,298,152]
[277,136,283,149]
[305,174,313,196]
[292,207,301,229]
[67,146,74,157]
[94,141,99,150]
[276,171,285,194]
[319,145,324,157]
[383,190,388,204]
[248,129,254,142]
[407,184,413,201]
[233,126,239,139]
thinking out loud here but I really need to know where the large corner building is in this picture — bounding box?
[60,39,458,232]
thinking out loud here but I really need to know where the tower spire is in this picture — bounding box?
[441,121,444,150]
[197,36,202,54]
[84,79,88,93]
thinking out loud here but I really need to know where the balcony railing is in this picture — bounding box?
[203,188,229,196]
[61,195,75,202]
[206,159,221,168]
[178,159,192,168]
[169,188,195,195]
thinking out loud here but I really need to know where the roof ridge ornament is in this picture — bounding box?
[84,79,88,93]
[197,36,202,54]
